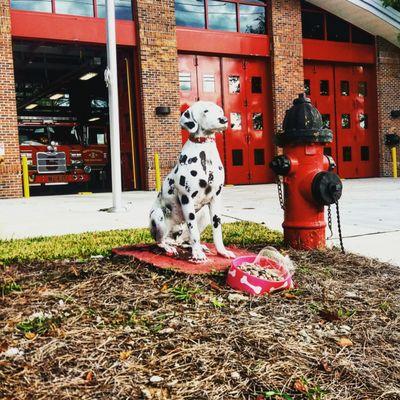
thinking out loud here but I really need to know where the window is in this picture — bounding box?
[301,11,324,40]
[320,80,329,96]
[175,0,205,28]
[229,76,241,94]
[322,114,330,129]
[175,0,267,35]
[232,149,243,166]
[341,114,351,129]
[351,26,374,45]
[239,4,266,34]
[55,0,94,17]
[11,0,52,12]
[304,79,311,96]
[326,14,350,42]
[230,113,242,130]
[203,74,215,92]
[97,0,133,20]
[251,77,262,93]
[254,149,265,165]
[343,146,352,162]
[358,82,367,97]
[359,113,368,129]
[179,72,191,91]
[361,146,369,161]
[208,0,237,31]
[340,81,350,96]
[253,113,263,130]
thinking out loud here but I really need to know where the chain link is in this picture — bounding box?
[276,177,285,210]
[335,200,345,254]
[327,205,333,239]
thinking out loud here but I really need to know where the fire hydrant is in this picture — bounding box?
[269,94,343,250]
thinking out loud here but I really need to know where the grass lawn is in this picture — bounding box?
[0,222,399,399]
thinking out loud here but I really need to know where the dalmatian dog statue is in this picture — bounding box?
[149,101,235,263]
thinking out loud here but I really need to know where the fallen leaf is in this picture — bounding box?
[160,283,169,293]
[120,350,132,360]
[24,332,36,340]
[294,379,308,393]
[284,292,297,299]
[337,337,353,347]
[209,280,224,292]
[320,359,333,373]
[85,371,94,382]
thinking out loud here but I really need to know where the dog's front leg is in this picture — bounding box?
[179,194,207,262]
[209,197,235,259]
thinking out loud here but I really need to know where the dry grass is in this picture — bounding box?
[0,248,400,400]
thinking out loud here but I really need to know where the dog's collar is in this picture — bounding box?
[189,136,215,143]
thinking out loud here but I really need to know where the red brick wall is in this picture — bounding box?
[269,0,304,133]
[135,0,181,190]
[0,1,21,198]
[376,37,400,177]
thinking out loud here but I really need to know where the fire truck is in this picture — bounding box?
[18,116,92,187]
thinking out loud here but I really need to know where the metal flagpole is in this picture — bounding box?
[105,0,123,212]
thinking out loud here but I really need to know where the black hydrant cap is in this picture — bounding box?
[275,93,333,146]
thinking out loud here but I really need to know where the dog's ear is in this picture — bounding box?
[180,108,199,134]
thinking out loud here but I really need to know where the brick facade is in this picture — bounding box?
[268,0,304,133]
[376,36,400,177]
[135,0,181,190]
[0,0,22,198]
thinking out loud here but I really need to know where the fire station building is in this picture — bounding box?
[0,0,399,198]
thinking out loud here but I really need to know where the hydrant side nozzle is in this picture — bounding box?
[311,171,343,206]
[269,155,291,176]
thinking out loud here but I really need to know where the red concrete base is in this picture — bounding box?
[112,243,255,274]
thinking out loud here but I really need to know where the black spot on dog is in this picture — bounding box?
[166,204,172,211]
[185,121,195,130]
[208,172,214,184]
[213,215,221,228]
[168,178,174,186]
[218,165,223,171]
[205,185,212,195]
[174,166,179,174]
[190,170,197,177]
[188,157,198,164]
[191,191,198,198]
[181,194,189,205]
[184,110,190,118]
[168,189,174,195]
[199,151,207,173]
[188,222,193,230]
[179,154,188,164]
[199,179,207,188]
[151,220,156,228]
[216,185,222,196]
[179,175,186,187]
[172,230,183,240]
[189,213,195,220]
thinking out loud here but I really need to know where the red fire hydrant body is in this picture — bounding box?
[270,94,342,250]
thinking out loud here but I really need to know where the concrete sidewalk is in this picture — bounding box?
[1,178,399,266]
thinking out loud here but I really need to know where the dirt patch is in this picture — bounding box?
[0,249,399,399]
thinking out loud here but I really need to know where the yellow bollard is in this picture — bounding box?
[392,147,398,178]
[21,156,30,198]
[154,153,161,192]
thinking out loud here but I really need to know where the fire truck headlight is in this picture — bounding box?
[84,165,92,174]
[71,153,82,158]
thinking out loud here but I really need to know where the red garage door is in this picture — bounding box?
[178,54,273,185]
[304,62,378,178]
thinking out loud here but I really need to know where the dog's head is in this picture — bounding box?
[180,101,228,137]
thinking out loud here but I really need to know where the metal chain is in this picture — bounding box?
[276,177,285,210]
[335,200,345,254]
[327,205,333,239]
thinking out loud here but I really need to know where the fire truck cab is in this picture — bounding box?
[18,116,91,186]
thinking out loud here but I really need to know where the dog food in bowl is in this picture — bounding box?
[227,253,293,296]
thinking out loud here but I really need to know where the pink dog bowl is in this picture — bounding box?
[227,255,293,296]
